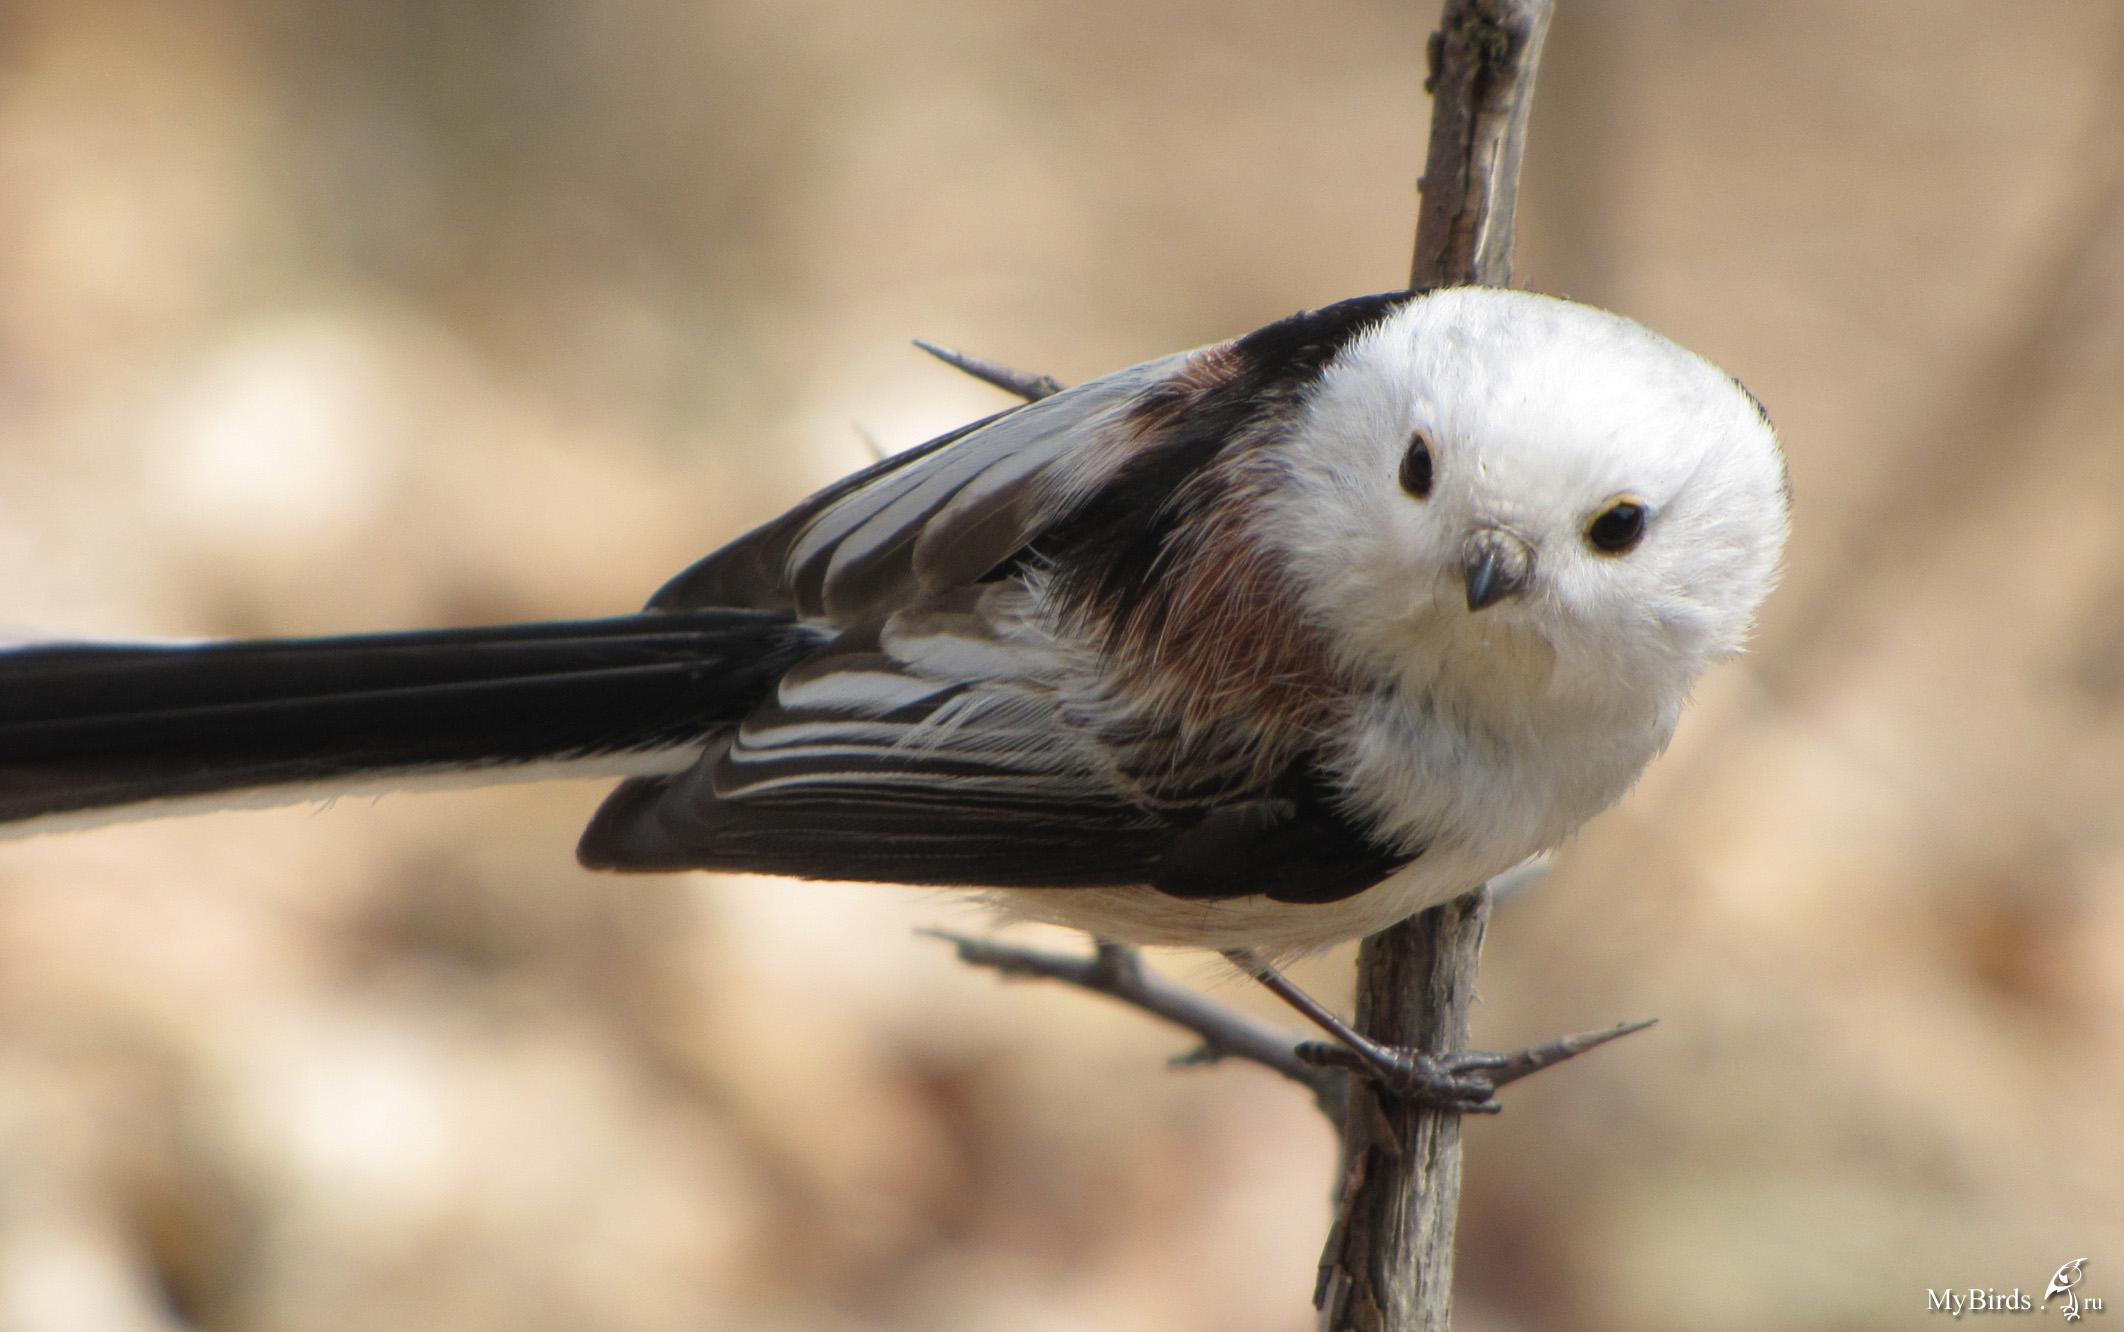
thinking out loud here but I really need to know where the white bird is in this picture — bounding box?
[0,287,1789,1100]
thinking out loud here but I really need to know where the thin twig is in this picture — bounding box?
[912,339,1068,401]
[923,930,1348,1123]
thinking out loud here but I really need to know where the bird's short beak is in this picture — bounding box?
[1462,527,1535,612]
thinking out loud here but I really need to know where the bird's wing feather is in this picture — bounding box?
[579,586,1413,901]
[645,352,1191,624]
[582,585,1179,885]
[598,295,1426,895]
[646,290,1417,631]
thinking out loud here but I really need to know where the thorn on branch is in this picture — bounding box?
[912,339,1067,401]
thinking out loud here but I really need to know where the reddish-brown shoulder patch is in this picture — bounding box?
[1085,447,1345,740]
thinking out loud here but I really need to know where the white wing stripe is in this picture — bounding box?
[771,355,1189,624]
[773,667,957,712]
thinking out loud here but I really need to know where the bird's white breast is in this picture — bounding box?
[988,670,1669,958]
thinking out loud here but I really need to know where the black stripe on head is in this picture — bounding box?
[1726,374,1792,507]
[1034,291,1417,637]
[1729,374,1773,429]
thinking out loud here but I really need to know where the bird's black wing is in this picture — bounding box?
[645,351,1193,622]
[578,587,1413,903]
[647,293,1415,629]
[588,294,1424,899]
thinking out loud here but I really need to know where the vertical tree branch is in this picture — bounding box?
[1319,3,1555,1330]
[1411,0,1554,292]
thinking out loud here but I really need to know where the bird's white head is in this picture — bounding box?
[1263,287,1789,732]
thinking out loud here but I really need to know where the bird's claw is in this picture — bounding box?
[1296,1040,1505,1113]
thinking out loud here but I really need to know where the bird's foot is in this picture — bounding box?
[1295,1040,1508,1113]
[1296,1020,1656,1112]
[1221,947,1655,1114]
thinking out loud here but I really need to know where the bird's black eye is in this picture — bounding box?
[1399,431,1434,499]
[1587,499,1648,554]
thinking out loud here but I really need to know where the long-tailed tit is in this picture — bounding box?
[0,288,1788,1093]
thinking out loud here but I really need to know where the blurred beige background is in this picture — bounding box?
[2,2,2121,1329]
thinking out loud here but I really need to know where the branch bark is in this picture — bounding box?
[1318,4,1555,1330]
[1410,0,1554,293]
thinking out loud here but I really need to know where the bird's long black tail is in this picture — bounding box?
[0,610,818,834]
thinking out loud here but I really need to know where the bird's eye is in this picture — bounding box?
[1399,431,1434,499]
[1586,499,1648,554]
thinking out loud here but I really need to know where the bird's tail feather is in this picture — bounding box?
[0,610,815,835]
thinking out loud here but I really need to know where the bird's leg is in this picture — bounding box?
[1222,949,1506,1113]
[1224,948,1658,1113]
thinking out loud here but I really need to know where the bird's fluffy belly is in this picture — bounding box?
[983,841,1516,959]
